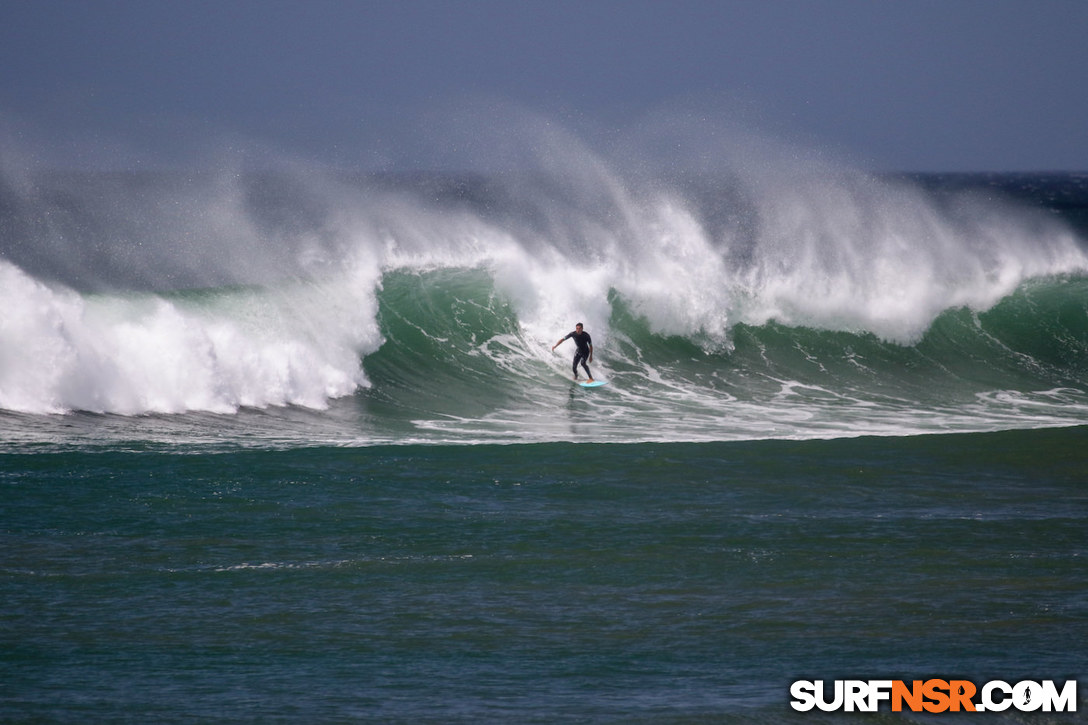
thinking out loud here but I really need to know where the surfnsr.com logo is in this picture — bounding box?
[790,679,1078,713]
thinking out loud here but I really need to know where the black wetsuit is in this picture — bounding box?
[563,330,593,378]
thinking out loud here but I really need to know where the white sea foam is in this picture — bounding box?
[3,117,1088,422]
[0,259,380,415]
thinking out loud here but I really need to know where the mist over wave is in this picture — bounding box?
[2,117,1087,442]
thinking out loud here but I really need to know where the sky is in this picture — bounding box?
[1,0,1086,172]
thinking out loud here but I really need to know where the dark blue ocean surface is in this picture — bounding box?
[3,165,1088,720]
[3,430,1086,722]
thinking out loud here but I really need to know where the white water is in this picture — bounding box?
[0,259,380,414]
[2,125,1087,420]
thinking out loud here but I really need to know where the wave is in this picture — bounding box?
[2,141,1088,443]
[0,260,380,415]
[360,269,1088,443]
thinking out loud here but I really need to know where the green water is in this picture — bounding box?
[3,429,1086,721]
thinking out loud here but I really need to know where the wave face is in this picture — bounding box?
[2,149,1088,446]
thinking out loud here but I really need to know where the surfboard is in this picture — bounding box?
[577,379,608,388]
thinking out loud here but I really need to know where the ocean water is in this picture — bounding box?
[2,150,1087,721]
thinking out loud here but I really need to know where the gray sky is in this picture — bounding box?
[2,0,1086,172]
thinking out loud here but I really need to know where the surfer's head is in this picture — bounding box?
[576,322,583,330]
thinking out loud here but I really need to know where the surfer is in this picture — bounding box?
[552,322,594,382]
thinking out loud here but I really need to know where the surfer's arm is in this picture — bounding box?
[552,339,564,351]
[589,344,593,361]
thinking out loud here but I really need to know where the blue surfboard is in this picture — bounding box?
[577,379,608,388]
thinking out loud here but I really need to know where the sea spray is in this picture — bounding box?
[722,163,1088,342]
[3,120,1088,425]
